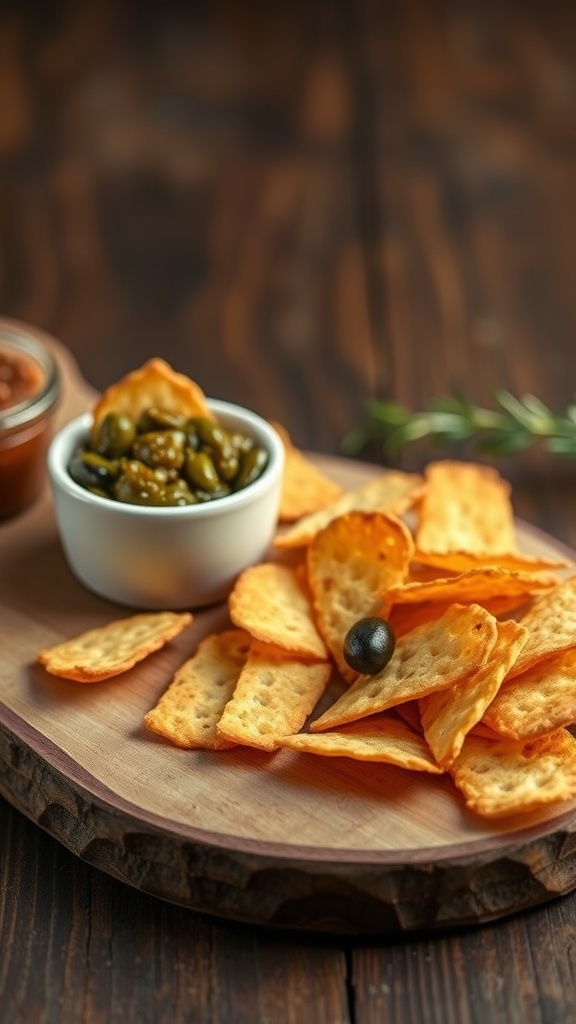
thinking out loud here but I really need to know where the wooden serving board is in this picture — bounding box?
[3,328,576,935]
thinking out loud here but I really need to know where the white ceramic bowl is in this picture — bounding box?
[47,399,284,610]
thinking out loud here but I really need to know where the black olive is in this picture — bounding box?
[343,616,396,675]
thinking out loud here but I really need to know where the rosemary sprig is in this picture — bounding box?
[343,391,576,460]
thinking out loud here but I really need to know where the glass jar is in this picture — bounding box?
[0,326,60,519]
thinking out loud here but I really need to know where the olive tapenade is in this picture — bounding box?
[68,407,269,506]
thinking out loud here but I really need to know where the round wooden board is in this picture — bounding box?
[2,324,576,935]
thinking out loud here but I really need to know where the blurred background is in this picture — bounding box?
[1,0,576,466]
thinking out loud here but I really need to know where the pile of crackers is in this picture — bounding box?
[36,361,576,820]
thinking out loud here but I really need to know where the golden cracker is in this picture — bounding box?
[216,640,332,751]
[280,712,443,773]
[91,358,212,440]
[274,471,424,550]
[144,629,250,749]
[310,603,498,731]
[415,460,518,556]
[229,562,328,661]
[483,647,576,740]
[507,575,576,679]
[419,619,528,767]
[306,510,414,682]
[388,566,557,606]
[37,611,193,682]
[270,421,343,522]
[449,729,576,818]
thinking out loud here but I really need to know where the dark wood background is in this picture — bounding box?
[2,1,576,1021]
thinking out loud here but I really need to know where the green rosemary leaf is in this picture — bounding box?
[344,390,576,461]
[493,391,540,430]
[426,413,477,441]
[363,398,412,427]
[476,430,533,456]
[426,393,474,417]
[340,425,375,456]
[545,436,576,456]
[519,394,556,421]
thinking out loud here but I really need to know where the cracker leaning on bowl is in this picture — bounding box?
[46,359,285,609]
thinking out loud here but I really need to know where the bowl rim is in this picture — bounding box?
[47,399,284,519]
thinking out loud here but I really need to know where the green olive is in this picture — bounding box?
[212,447,239,482]
[68,449,120,493]
[228,430,255,455]
[234,447,268,490]
[131,430,187,470]
[69,400,267,506]
[113,460,196,506]
[184,450,221,493]
[137,406,187,432]
[188,416,220,446]
[93,412,137,458]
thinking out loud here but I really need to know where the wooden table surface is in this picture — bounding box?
[2,1,576,1021]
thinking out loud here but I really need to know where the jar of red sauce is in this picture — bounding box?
[0,327,60,519]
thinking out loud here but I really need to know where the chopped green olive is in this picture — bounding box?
[69,403,268,506]
[131,429,187,470]
[113,460,196,506]
[343,617,396,675]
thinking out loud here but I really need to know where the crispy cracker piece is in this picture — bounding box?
[274,470,424,550]
[419,620,529,768]
[392,700,423,734]
[482,647,576,740]
[229,562,328,661]
[449,729,576,818]
[413,460,569,572]
[310,604,498,732]
[144,629,250,749]
[279,712,443,773]
[271,422,343,522]
[415,460,517,555]
[389,595,529,639]
[306,510,414,682]
[412,549,569,573]
[37,611,193,682]
[387,566,557,606]
[91,358,212,440]
[506,575,576,680]
[406,563,459,584]
[216,640,331,751]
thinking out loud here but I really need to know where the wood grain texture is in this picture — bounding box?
[2,0,576,1021]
